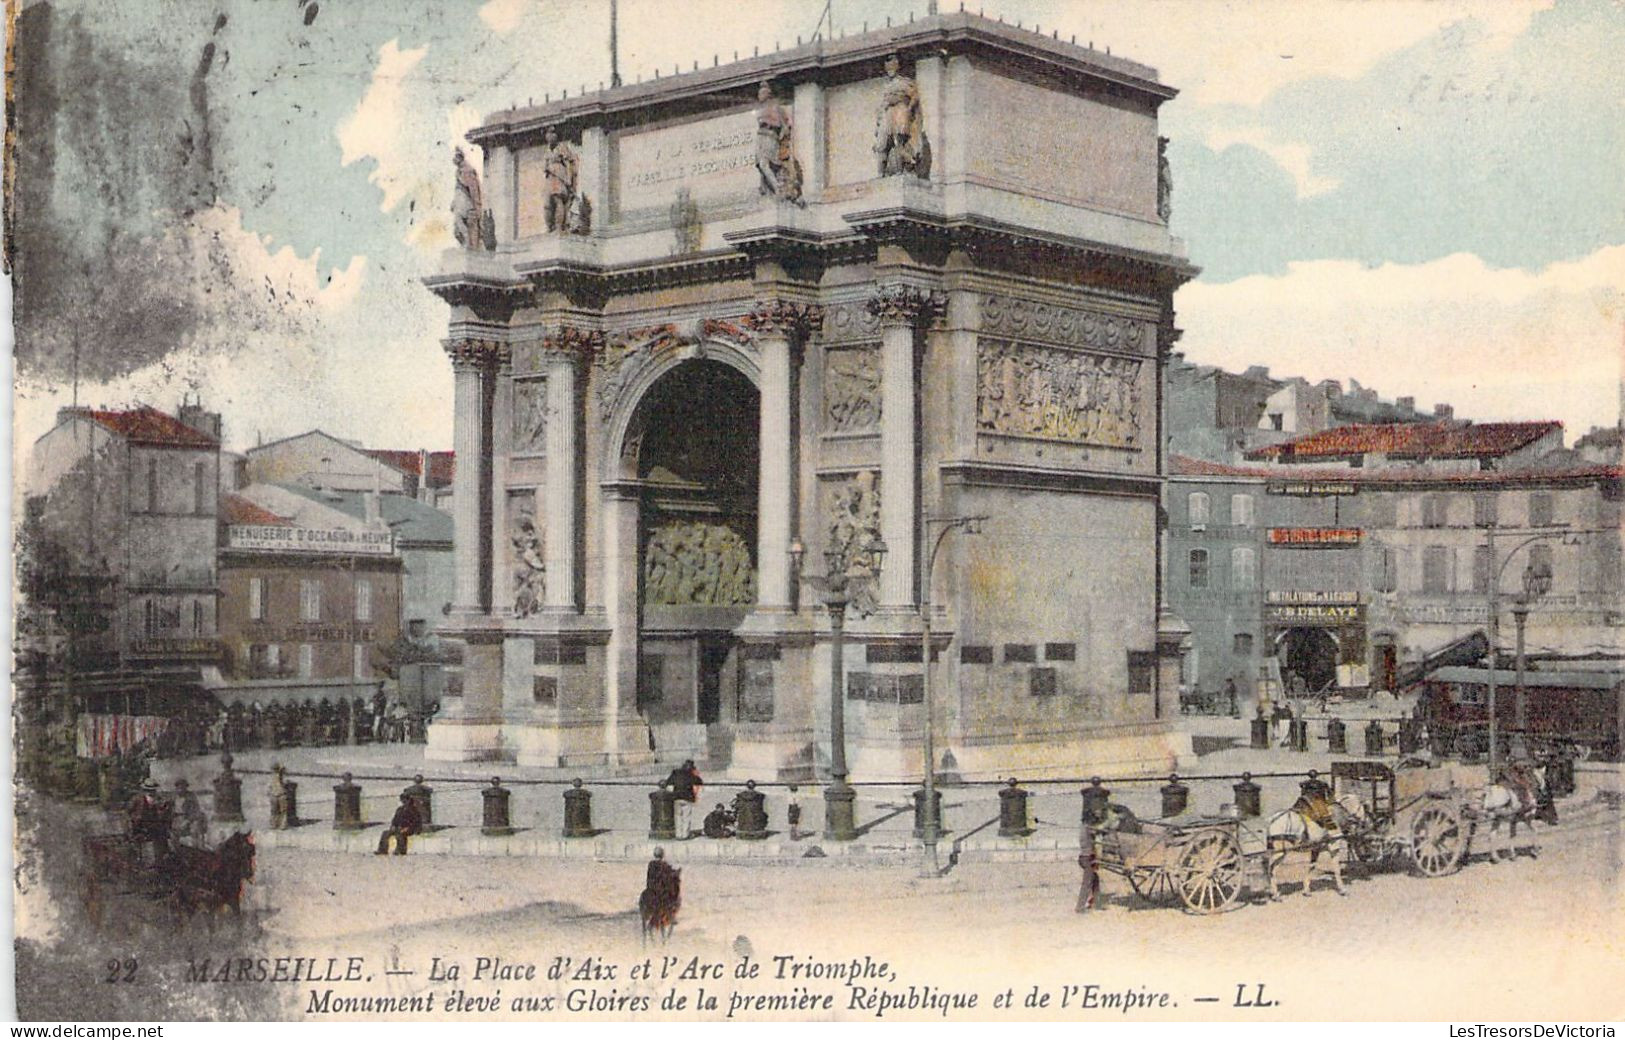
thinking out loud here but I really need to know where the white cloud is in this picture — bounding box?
[1202,125,1338,197]
[336,39,431,213]
[479,0,530,34]
[1175,246,1625,435]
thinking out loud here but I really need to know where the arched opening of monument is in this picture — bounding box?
[1280,626,1338,695]
[627,360,760,756]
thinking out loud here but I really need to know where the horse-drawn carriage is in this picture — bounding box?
[81,829,256,933]
[1329,760,1474,875]
[1092,811,1275,914]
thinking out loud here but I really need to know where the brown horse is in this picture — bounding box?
[639,864,681,945]
[171,831,257,932]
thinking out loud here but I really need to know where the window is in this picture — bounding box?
[1233,633,1254,656]
[1423,494,1449,528]
[1044,642,1076,662]
[1230,493,1255,527]
[298,643,314,679]
[1472,545,1493,594]
[248,577,265,621]
[960,645,993,665]
[1376,548,1398,593]
[1473,493,1499,528]
[1423,546,1452,594]
[355,580,373,622]
[1529,544,1554,587]
[248,644,269,675]
[1003,644,1037,663]
[300,579,322,621]
[1127,651,1155,695]
[193,461,207,514]
[1030,667,1058,697]
[144,599,157,637]
[1230,547,1255,590]
[1268,413,1283,431]
[192,600,205,635]
[1188,548,1210,588]
[146,459,158,513]
[353,643,370,679]
[266,644,280,670]
[1528,492,1554,527]
[1188,492,1210,528]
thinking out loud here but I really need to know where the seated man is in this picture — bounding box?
[376,793,423,855]
[702,803,736,839]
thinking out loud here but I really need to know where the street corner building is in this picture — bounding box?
[421,12,1198,781]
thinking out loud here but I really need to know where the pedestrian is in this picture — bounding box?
[127,778,172,864]
[172,778,208,848]
[641,846,681,939]
[703,802,735,839]
[268,763,293,830]
[786,784,803,841]
[1224,678,1239,719]
[1075,826,1099,913]
[376,793,423,855]
[665,759,702,839]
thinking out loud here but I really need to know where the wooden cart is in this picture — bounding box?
[1330,760,1473,876]
[1093,813,1271,914]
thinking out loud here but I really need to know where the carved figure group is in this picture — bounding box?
[825,348,881,432]
[825,471,883,616]
[755,81,803,204]
[976,341,1142,447]
[512,514,547,617]
[644,521,755,606]
[542,126,590,235]
[513,378,548,453]
[874,54,928,177]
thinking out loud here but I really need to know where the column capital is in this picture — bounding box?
[865,285,945,328]
[444,337,509,370]
[540,325,605,360]
[745,299,824,340]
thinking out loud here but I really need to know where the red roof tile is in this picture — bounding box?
[360,449,455,488]
[1246,421,1560,462]
[66,405,218,448]
[220,494,294,526]
[1171,454,1622,486]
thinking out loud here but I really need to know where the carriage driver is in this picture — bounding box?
[126,778,174,864]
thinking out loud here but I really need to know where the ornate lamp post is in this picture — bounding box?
[1511,560,1552,737]
[918,514,987,879]
[791,535,886,841]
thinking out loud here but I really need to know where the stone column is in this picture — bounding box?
[488,347,515,615]
[867,287,939,611]
[747,301,819,611]
[540,328,599,612]
[447,340,492,613]
[602,483,641,752]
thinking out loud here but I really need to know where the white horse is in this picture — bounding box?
[1476,764,1554,863]
[1264,792,1366,899]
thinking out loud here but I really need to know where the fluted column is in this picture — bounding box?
[746,300,819,611]
[447,340,496,613]
[867,286,940,611]
[488,345,514,614]
[539,326,601,613]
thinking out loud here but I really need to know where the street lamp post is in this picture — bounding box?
[790,536,886,842]
[1512,561,1552,736]
[918,514,988,879]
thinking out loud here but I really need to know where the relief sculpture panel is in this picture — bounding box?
[512,377,548,454]
[510,494,545,618]
[979,293,1150,354]
[823,346,881,433]
[822,471,883,617]
[643,520,757,606]
[976,339,1143,448]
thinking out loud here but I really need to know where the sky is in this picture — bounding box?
[7,0,1623,455]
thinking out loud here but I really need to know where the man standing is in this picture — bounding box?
[542,126,578,233]
[873,53,925,177]
[665,759,702,839]
[172,778,208,848]
[126,779,172,864]
[642,847,681,936]
[451,147,484,249]
[268,762,293,830]
[376,793,423,856]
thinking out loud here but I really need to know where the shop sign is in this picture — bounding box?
[130,638,221,657]
[228,525,394,556]
[1265,604,1364,625]
[1266,590,1361,605]
[1267,481,1358,496]
[1267,527,1362,547]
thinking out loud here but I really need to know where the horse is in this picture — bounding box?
[1476,763,1556,863]
[639,866,681,946]
[1264,792,1366,900]
[170,831,257,932]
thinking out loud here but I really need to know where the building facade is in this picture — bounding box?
[424,14,1196,778]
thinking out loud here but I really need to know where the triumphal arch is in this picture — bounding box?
[425,12,1197,780]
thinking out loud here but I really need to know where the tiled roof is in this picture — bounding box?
[220,493,294,526]
[271,484,453,544]
[1246,421,1560,461]
[361,449,455,488]
[65,406,218,448]
[1171,454,1622,486]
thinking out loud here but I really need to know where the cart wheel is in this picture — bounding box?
[1410,804,1466,877]
[1176,831,1243,914]
[1128,866,1175,904]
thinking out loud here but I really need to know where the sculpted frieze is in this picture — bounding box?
[978,294,1150,353]
[823,346,881,433]
[643,520,757,606]
[594,317,763,421]
[510,496,545,619]
[511,377,548,454]
[976,338,1143,448]
[822,301,882,343]
[822,471,883,617]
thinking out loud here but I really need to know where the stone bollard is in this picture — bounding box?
[1290,718,1310,752]
[482,777,514,836]
[1160,774,1189,817]
[403,774,433,828]
[998,778,1033,837]
[1250,713,1270,750]
[275,781,300,829]
[1080,777,1111,827]
[1327,717,1347,754]
[1365,720,1385,756]
[333,772,363,830]
[1398,719,1421,755]
[734,780,768,840]
[563,778,593,838]
[213,752,244,823]
[649,788,677,840]
[1233,772,1261,818]
[912,786,945,838]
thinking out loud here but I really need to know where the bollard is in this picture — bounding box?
[1160,774,1189,817]
[912,786,945,838]
[563,778,593,838]
[648,788,677,840]
[1080,777,1111,827]
[1547,753,1575,798]
[276,781,299,829]
[1300,769,1328,797]
[1233,772,1261,818]
[1398,719,1421,755]
[1250,714,1270,750]
[333,772,363,830]
[482,777,514,836]
[998,778,1033,837]
[1365,720,1385,756]
[213,752,244,822]
[1290,718,1309,752]
[734,780,768,840]
[403,774,434,828]
[1327,717,1347,754]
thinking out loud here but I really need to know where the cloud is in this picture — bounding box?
[336,39,431,213]
[1174,246,1625,435]
[1201,126,1338,198]
[479,0,530,34]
